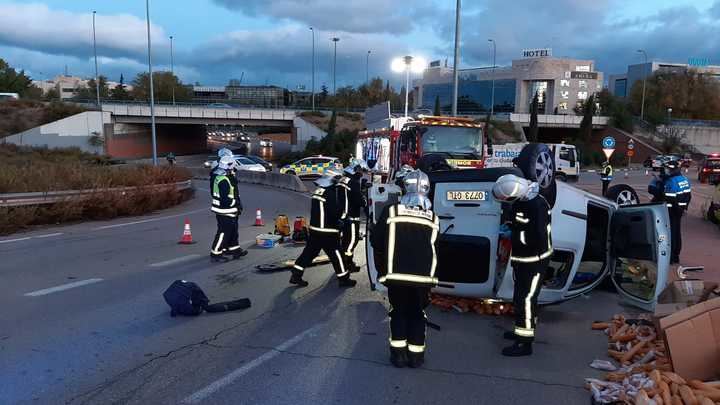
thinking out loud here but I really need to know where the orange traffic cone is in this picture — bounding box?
[254,208,264,226]
[178,218,196,244]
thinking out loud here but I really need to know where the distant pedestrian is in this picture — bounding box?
[600,161,613,197]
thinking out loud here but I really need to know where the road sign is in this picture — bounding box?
[627,139,635,150]
[603,148,615,160]
[602,136,616,149]
[627,149,635,157]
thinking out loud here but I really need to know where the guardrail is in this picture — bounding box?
[190,169,307,193]
[0,180,193,207]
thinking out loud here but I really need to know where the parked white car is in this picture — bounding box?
[234,156,267,172]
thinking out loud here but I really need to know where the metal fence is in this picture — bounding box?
[0,180,193,207]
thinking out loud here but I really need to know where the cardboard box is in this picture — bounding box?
[658,297,720,381]
[655,280,719,319]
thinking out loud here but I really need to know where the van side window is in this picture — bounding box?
[559,147,575,162]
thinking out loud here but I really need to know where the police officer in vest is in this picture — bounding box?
[601,161,613,197]
[371,170,439,368]
[291,169,357,288]
[339,158,370,272]
[653,159,692,264]
[210,156,246,261]
[492,174,553,357]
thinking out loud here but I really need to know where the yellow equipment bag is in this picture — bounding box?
[274,214,291,237]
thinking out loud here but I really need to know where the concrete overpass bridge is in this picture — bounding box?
[102,104,298,127]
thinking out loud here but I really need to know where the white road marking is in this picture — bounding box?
[0,237,31,244]
[35,233,64,238]
[181,324,323,404]
[94,208,208,230]
[24,278,104,297]
[150,254,203,267]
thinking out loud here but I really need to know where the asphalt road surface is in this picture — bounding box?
[0,175,716,404]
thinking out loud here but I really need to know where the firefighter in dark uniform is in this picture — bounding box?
[649,159,691,264]
[339,158,369,272]
[371,170,439,368]
[600,161,613,197]
[492,174,553,357]
[210,156,246,261]
[291,169,357,288]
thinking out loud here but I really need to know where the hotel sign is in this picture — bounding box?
[570,71,598,80]
[522,48,552,58]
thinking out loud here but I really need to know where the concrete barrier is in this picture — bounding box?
[191,168,307,193]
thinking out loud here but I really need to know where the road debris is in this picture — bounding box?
[586,314,720,404]
[429,293,514,316]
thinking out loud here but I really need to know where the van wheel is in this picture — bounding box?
[605,184,639,206]
[516,143,557,207]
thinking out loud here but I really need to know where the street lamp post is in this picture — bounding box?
[451,0,461,116]
[92,11,100,106]
[332,37,340,95]
[637,49,648,121]
[310,27,315,111]
[392,56,426,118]
[170,35,175,105]
[366,50,371,86]
[488,39,496,118]
[145,0,158,165]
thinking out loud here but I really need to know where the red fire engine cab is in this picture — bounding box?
[356,115,487,178]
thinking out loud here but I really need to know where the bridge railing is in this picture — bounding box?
[102,104,299,120]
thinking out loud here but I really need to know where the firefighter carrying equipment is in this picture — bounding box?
[163,280,251,317]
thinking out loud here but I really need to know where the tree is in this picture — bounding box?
[109,83,131,100]
[0,58,42,99]
[130,71,191,102]
[433,95,441,115]
[74,76,109,101]
[658,126,686,154]
[44,87,60,101]
[597,88,633,132]
[577,94,597,141]
[629,69,720,124]
[528,91,539,142]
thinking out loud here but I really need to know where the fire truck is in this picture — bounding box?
[359,104,671,311]
[356,115,488,179]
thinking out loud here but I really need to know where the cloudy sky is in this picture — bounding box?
[1,0,718,90]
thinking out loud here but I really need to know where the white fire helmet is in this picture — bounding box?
[217,148,233,158]
[343,158,370,176]
[400,170,432,210]
[492,174,539,203]
[314,168,342,188]
[217,155,237,171]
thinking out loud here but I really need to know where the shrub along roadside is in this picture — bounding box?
[0,187,193,235]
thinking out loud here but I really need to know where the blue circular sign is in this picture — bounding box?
[602,136,616,149]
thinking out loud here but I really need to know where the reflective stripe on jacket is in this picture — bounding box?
[211,175,238,216]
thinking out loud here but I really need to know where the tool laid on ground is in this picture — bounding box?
[163,280,251,317]
[256,255,330,273]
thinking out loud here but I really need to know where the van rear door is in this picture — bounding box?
[609,204,671,311]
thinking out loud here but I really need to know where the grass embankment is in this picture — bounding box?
[0,100,87,138]
[0,145,193,235]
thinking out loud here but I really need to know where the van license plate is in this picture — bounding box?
[446,191,486,201]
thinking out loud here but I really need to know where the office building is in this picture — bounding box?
[416,52,604,115]
[609,60,720,98]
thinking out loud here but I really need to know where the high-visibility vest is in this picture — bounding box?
[211,175,238,215]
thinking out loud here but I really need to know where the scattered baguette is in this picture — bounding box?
[680,384,698,405]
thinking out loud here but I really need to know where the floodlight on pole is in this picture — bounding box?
[310,27,315,111]
[392,55,426,117]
